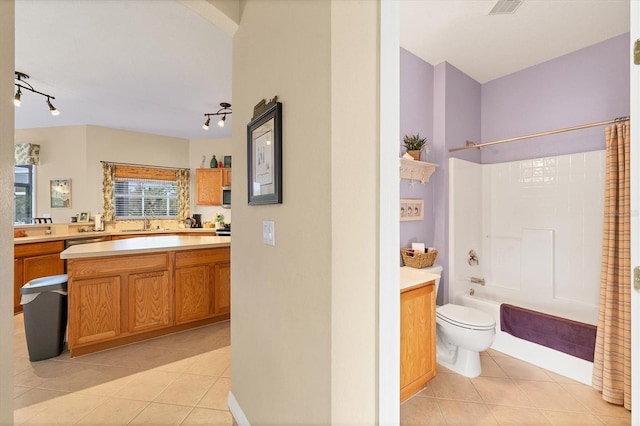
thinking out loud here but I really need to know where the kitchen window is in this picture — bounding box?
[103,162,190,221]
[14,165,34,223]
[115,177,178,219]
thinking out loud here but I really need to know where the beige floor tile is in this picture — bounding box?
[515,379,587,412]
[197,377,230,410]
[488,404,551,425]
[14,359,77,388]
[220,366,231,378]
[437,399,499,425]
[20,392,106,425]
[596,414,633,425]
[492,357,554,381]
[181,407,235,425]
[186,349,230,377]
[540,409,606,425]
[13,388,68,424]
[415,381,435,398]
[400,395,446,426]
[471,376,533,407]
[480,354,509,378]
[75,397,149,425]
[429,371,483,402]
[560,382,631,419]
[128,402,192,425]
[485,348,509,358]
[14,355,33,376]
[13,385,30,399]
[154,374,217,407]
[112,370,180,402]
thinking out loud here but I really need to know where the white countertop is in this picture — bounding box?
[400,266,440,291]
[60,235,231,259]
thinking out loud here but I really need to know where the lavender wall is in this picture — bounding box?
[400,48,434,252]
[480,33,630,164]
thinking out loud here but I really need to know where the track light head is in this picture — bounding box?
[15,71,60,116]
[14,87,22,107]
[201,102,231,130]
[47,97,60,116]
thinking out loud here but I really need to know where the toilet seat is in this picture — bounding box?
[436,304,495,331]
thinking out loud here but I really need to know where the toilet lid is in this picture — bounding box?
[436,304,495,330]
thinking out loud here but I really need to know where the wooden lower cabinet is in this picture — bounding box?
[14,241,65,313]
[67,247,230,356]
[400,280,436,402]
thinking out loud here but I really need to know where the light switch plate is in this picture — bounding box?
[263,220,275,246]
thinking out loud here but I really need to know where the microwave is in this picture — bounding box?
[222,186,231,208]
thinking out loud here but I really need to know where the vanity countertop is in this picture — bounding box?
[400,266,439,291]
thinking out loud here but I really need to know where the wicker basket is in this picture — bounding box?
[401,248,438,269]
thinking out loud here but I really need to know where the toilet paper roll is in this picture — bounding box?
[411,243,425,253]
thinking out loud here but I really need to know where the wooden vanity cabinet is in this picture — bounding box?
[195,168,230,206]
[400,280,436,402]
[14,241,65,313]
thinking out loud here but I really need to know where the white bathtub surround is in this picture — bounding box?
[449,151,605,383]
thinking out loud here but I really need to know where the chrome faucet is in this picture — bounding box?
[143,216,151,230]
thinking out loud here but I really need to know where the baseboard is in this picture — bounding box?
[228,391,250,426]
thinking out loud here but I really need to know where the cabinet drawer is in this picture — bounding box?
[15,240,64,258]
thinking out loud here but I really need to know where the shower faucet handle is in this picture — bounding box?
[468,249,479,266]
[469,277,485,285]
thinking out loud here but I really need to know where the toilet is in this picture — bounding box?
[422,264,496,378]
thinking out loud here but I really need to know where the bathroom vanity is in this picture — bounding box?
[400,267,439,402]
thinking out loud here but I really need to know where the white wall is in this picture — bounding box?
[450,152,604,324]
[0,0,15,422]
[14,126,234,224]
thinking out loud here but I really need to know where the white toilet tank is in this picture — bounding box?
[420,264,443,296]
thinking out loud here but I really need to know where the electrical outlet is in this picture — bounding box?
[263,220,275,246]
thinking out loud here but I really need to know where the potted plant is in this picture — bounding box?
[403,134,428,161]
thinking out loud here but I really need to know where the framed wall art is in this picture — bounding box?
[247,100,282,205]
[50,179,71,208]
[400,198,424,221]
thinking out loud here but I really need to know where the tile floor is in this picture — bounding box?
[13,313,234,425]
[401,349,631,425]
[13,312,632,425]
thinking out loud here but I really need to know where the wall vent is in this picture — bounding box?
[489,0,524,15]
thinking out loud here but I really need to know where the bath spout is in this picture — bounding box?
[470,277,485,285]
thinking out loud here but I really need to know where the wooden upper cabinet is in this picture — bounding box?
[196,168,222,205]
[222,168,231,187]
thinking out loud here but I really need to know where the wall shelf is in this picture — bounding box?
[400,158,437,183]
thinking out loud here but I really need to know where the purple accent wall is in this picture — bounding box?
[400,48,435,254]
[480,34,630,164]
[434,62,482,304]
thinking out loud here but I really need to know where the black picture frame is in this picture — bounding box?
[247,102,282,205]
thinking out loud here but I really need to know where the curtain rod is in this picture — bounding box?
[100,161,188,171]
[449,116,630,153]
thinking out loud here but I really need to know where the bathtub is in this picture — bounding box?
[454,290,594,385]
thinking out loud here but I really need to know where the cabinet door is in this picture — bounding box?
[222,168,232,187]
[175,265,212,324]
[400,283,436,401]
[23,253,65,283]
[214,262,230,314]
[69,276,121,347]
[196,168,222,205]
[128,270,171,333]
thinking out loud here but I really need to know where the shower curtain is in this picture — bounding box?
[592,121,631,409]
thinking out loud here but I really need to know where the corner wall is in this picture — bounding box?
[0,0,14,421]
[230,1,380,424]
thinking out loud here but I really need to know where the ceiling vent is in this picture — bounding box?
[489,0,524,15]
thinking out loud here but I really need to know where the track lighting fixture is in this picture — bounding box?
[202,102,231,130]
[14,71,60,116]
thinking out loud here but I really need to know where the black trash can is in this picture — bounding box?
[20,274,68,362]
